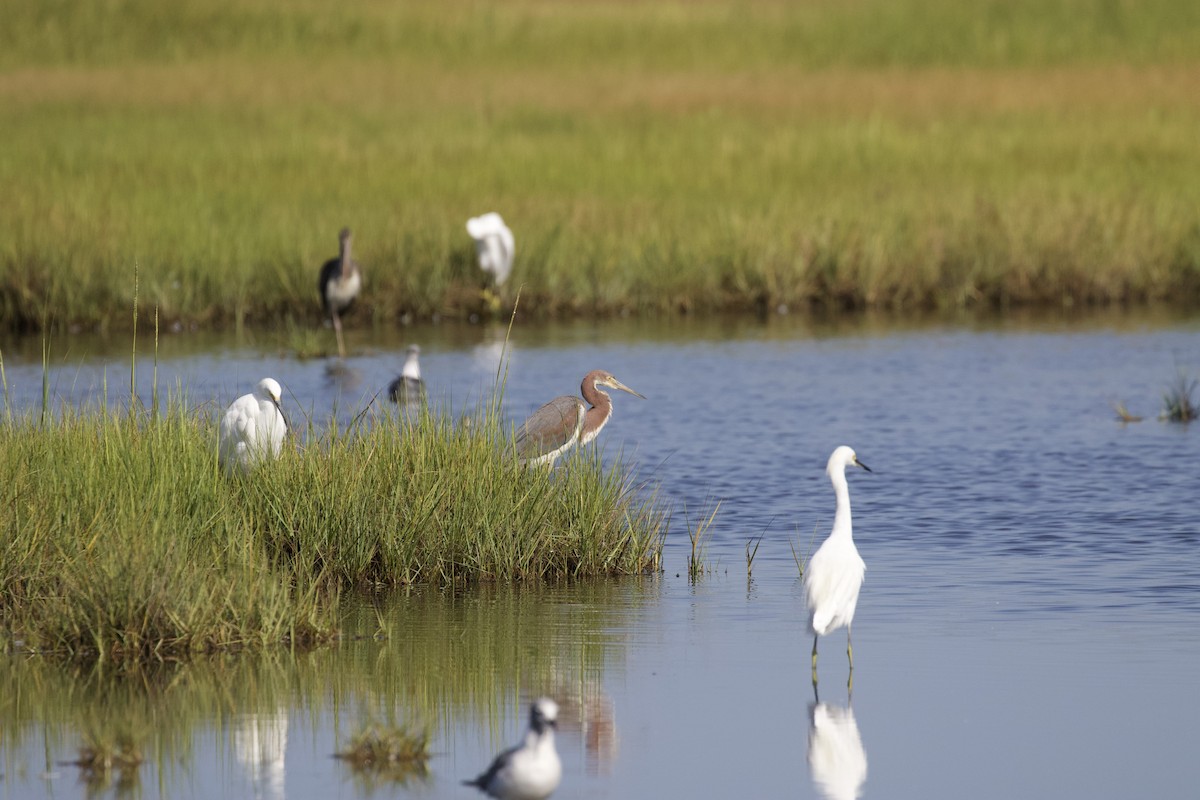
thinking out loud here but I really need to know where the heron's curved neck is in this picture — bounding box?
[339,237,353,276]
[830,470,853,539]
[579,382,613,445]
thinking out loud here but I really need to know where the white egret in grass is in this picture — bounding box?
[218,378,288,474]
[467,212,515,287]
[388,344,425,404]
[318,227,363,357]
[515,370,645,467]
[464,698,562,800]
[804,446,872,680]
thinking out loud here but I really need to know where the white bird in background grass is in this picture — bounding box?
[467,212,515,288]
[464,698,563,800]
[804,446,872,682]
[218,378,288,474]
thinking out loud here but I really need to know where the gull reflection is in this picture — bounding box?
[233,709,288,800]
[807,701,867,800]
[546,679,619,775]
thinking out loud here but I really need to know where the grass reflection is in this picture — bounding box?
[0,579,655,789]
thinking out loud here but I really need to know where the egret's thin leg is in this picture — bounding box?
[811,635,820,686]
[847,627,854,671]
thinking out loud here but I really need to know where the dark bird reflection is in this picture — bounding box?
[807,700,867,800]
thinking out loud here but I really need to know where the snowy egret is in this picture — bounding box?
[464,698,562,800]
[467,212,515,287]
[804,446,872,679]
[218,378,288,474]
[515,370,645,467]
[387,344,425,404]
[318,227,363,357]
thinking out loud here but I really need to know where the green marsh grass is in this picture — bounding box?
[1,388,665,660]
[1161,370,1198,423]
[2,0,1200,334]
[685,500,721,581]
[335,718,431,785]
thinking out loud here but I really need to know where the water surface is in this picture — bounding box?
[2,309,1198,798]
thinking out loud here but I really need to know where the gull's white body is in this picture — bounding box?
[465,698,562,800]
[219,378,287,474]
[808,702,868,800]
[388,345,426,404]
[467,212,515,287]
[804,446,869,643]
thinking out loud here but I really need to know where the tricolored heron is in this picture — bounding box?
[318,227,363,357]
[804,446,872,684]
[467,212,515,287]
[463,698,561,800]
[515,370,645,467]
[218,378,288,474]
[388,344,425,404]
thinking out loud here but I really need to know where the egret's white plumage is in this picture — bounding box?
[218,378,288,474]
[464,698,562,800]
[467,212,515,287]
[804,446,871,674]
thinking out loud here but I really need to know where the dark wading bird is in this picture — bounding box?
[388,344,425,404]
[464,698,562,800]
[514,370,645,467]
[318,227,363,358]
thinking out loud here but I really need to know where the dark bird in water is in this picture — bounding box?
[514,370,645,467]
[388,344,425,404]
[318,227,363,357]
[463,698,562,800]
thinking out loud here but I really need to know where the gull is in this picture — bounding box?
[464,698,562,800]
[388,344,426,404]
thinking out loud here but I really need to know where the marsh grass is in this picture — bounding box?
[335,718,430,785]
[1161,370,1198,422]
[1111,400,1143,423]
[790,525,823,577]
[685,500,721,581]
[1,380,665,660]
[2,0,1200,334]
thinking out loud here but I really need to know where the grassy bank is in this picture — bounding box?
[0,393,665,659]
[2,0,1200,333]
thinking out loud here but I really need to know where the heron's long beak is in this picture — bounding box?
[854,457,872,473]
[608,378,646,400]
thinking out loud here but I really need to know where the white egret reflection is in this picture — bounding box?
[807,701,867,800]
[232,709,288,800]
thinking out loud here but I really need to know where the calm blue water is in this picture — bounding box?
[2,311,1198,798]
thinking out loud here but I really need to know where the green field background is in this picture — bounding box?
[3,0,1199,332]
